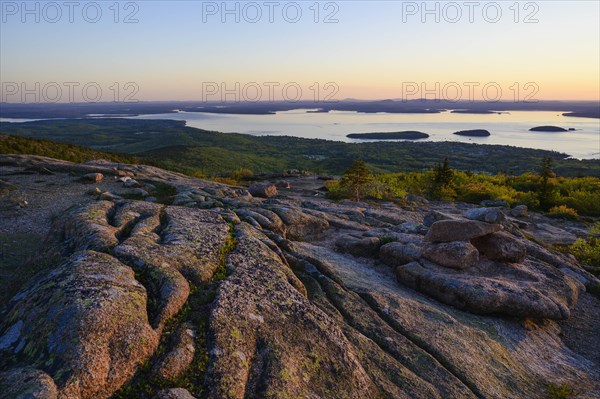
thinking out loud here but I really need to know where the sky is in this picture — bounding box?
[1,0,599,102]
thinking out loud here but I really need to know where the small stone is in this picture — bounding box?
[81,173,103,183]
[100,192,120,201]
[124,179,141,188]
[249,183,278,198]
[511,205,528,217]
[275,180,292,189]
[115,169,135,177]
[88,187,102,196]
[145,196,158,202]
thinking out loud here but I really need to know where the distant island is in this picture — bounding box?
[451,110,499,115]
[453,129,491,137]
[563,111,600,119]
[347,131,430,140]
[529,126,568,132]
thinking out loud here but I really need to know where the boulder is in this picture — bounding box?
[248,183,278,198]
[272,207,329,240]
[335,235,381,257]
[396,259,583,319]
[421,241,479,269]
[379,242,422,266]
[425,219,502,242]
[511,205,528,217]
[422,210,456,227]
[80,172,103,183]
[464,207,506,224]
[471,232,526,263]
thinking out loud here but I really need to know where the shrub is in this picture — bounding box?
[324,180,348,200]
[455,181,518,204]
[211,177,238,185]
[368,175,406,201]
[546,383,574,399]
[514,191,540,209]
[560,190,600,217]
[231,168,254,181]
[548,205,579,220]
[398,172,429,196]
[569,223,600,269]
[190,170,207,179]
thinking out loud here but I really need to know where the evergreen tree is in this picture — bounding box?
[538,157,557,210]
[341,160,373,201]
[430,157,455,200]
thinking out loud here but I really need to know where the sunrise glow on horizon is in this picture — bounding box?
[1,1,599,102]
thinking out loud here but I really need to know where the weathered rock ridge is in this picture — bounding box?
[1,155,599,399]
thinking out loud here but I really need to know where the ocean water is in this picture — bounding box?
[128,110,600,159]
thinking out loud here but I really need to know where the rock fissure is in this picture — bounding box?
[357,292,486,399]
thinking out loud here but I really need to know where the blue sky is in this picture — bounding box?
[1,1,599,101]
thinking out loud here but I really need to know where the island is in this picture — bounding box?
[451,110,499,115]
[347,131,429,140]
[563,111,600,119]
[529,126,568,132]
[453,129,491,137]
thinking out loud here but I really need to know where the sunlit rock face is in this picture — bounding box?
[1,155,599,399]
